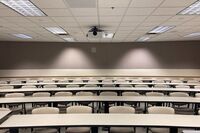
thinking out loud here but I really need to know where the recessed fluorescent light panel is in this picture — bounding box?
[103,33,114,39]
[136,36,150,42]
[45,27,67,35]
[13,34,32,39]
[0,0,46,16]
[148,26,175,34]
[184,32,200,37]
[179,1,200,15]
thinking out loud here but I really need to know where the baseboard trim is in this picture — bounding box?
[0,69,200,78]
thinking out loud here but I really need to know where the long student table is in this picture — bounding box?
[0,96,200,113]
[0,82,200,87]
[1,114,200,133]
[0,87,200,94]
[0,110,11,124]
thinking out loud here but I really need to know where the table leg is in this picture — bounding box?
[19,128,31,133]
[104,101,109,113]
[170,127,178,133]
[60,127,65,133]
[92,127,98,133]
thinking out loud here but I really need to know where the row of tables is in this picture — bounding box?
[1,96,200,133]
[1,114,200,133]
[0,96,200,113]
[0,87,200,94]
[0,82,200,86]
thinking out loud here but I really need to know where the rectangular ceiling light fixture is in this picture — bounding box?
[136,36,150,42]
[13,34,32,39]
[184,32,200,37]
[148,26,175,34]
[103,33,114,39]
[0,0,46,16]
[178,1,200,15]
[45,27,67,35]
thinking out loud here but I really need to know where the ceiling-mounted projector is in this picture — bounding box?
[86,26,103,39]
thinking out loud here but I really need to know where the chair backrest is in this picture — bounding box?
[67,85,80,88]
[0,81,7,84]
[169,92,189,97]
[146,92,164,96]
[0,108,10,111]
[175,85,190,89]
[187,80,199,83]
[102,80,113,83]
[152,80,165,83]
[32,92,50,97]
[5,93,25,98]
[122,92,140,96]
[32,107,59,114]
[72,80,83,83]
[10,80,22,84]
[102,84,115,87]
[0,86,14,89]
[171,80,183,83]
[135,84,149,88]
[58,80,69,83]
[195,93,200,97]
[43,84,57,88]
[109,106,135,114]
[148,106,175,114]
[100,91,118,96]
[131,80,142,83]
[22,85,37,88]
[54,92,73,97]
[41,80,54,83]
[115,80,128,83]
[88,80,99,83]
[26,80,38,83]
[194,86,200,89]
[84,84,98,87]
[66,106,92,114]
[76,91,93,96]
[119,84,133,88]
[154,84,168,88]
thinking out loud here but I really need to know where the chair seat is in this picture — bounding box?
[0,129,9,133]
[110,127,134,133]
[150,128,169,133]
[66,127,90,133]
[32,128,58,133]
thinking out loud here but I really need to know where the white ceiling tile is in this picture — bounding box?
[120,22,140,27]
[31,0,67,8]
[100,16,122,22]
[99,8,126,16]
[130,0,164,7]
[144,16,171,22]
[122,16,147,22]
[76,17,98,23]
[51,17,76,23]
[167,15,195,22]
[126,8,155,15]
[42,9,72,17]
[99,0,131,7]
[152,8,183,15]
[160,0,196,7]
[71,8,97,16]
[0,9,21,16]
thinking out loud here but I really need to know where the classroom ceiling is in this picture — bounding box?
[0,0,200,42]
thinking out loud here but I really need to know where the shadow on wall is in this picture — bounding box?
[0,42,200,69]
